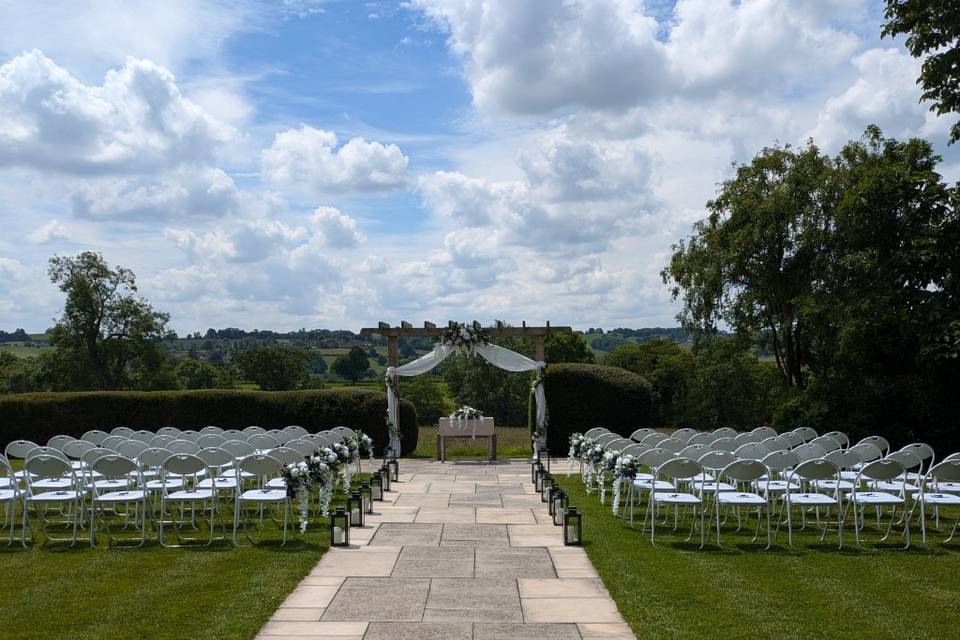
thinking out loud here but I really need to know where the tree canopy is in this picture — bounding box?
[232,347,307,391]
[331,346,371,383]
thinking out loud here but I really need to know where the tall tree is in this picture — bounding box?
[331,346,370,383]
[883,1,960,143]
[47,252,172,390]
[232,347,307,390]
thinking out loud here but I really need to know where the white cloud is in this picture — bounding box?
[0,51,235,175]
[261,125,409,193]
[310,206,364,248]
[27,219,69,244]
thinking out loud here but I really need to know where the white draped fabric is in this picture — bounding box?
[385,343,547,455]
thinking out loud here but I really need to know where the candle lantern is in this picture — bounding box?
[547,484,561,516]
[379,464,392,492]
[382,446,393,466]
[540,473,554,503]
[552,490,569,526]
[388,458,399,483]
[347,491,364,528]
[360,481,374,514]
[540,447,550,473]
[370,472,384,501]
[535,465,546,493]
[330,508,350,546]
[563,506,583,546]
[530,459,542,484]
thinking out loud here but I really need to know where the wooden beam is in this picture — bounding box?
[401,321,412,329]
[424,321,436,329]
[387,336,399,367]
[378,321,390,330]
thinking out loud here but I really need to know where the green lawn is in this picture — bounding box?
[0,479,362,640]
[409,425,533,459]
[553,475,960,639]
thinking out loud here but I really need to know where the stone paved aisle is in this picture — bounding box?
[256,459,635,640]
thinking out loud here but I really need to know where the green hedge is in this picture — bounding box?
[0,389,418,454]
[531,363,653,451]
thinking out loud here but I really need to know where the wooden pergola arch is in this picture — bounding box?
[359,320,573,367]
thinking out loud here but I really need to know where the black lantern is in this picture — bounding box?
[360,481,374,514]
[347,491,364,527]
[563,506,582,546]
[383,446,395,465]
[530,459,542,484]
[552,490,569,526]
[547,484,561,516]
[540,447,550,473]
[330,508,350,546]
[535,465,546,493]
[370,472,384,501]
[379,464,391,492]
[388,458,399,483]
[540,473,553,503]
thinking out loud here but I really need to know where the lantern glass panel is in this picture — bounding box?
[361,482,373,514]
[540,474,553,502]
[388,459,399,482]
[535,466,545,492]
[379,465,391,492]
[348,492,364,527]
[563,506,582,546]
[553,492,568,526]
[541,447,550,473]
[331,508,350,546]
[371,473,383,501]
[530,459,540,484]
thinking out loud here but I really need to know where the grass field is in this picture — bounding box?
[552,475,960,639]
[410,425,532,459]
[0,473,360,640]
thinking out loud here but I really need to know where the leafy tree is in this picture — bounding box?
[883,1,960,143]
[174,358,233,390]
[441,352,531,425]
[46,252,172,390]
[543,332,595,363]
[331,346,370,383]
[402,374,454,425]
[604,339,694,426]
[0,351,44,393]
[232,347,307,391]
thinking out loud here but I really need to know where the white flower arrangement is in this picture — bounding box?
[568,433,587,476]
[598,450,618,505]
[579,440,605,494]
[450,405,483,422]
[282,461,312,532]
[438,322,490,354]
[307,453,337,518]
[353,431,375,462]
[611,454,639,516]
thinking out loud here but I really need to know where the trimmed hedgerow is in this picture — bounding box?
[0,389,418,453]
[530,363,653,451]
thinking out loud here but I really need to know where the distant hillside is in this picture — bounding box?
[582,327,694,352]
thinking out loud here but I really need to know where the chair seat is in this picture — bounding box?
[86,479,130,491]
[32,478,75,490]
[693,473,715,483]
[238,489,286,502]
[814,479,854,491]
[839,470,859,481]
[164,489,215,501]
[633,479,675,491]
[145,478,184,491]
[197,477,239,490]
[652,491,700,505]
[634,472,655,481]
[915,492,960,505]
[95,490,148,503]
[850,491,903,505]
[0,489,18,502]
[784,492,837,506]
[266,477,286,489]
[694,482,735,493]
[27,490,84,502]
[717,492,766,505]
[0,478,11,489]
[760,480,799,493]
[868,480,920,493]
[932,482,960,494]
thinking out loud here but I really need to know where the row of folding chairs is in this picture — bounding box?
[0,449,294,548]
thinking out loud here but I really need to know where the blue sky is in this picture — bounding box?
[0,0,954,334]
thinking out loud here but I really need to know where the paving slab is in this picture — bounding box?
[475,547,556,579]
[448,493,503,506]
[363,622,473,640]
[392,545,476,577]
[370,523,442,546]
[440,523,509,547]
[521,597,623,623]
[423,577,522,622]
[415,507,476,523]
[311,547,399,577]
[578,622,637,638]
[258,620,368,636]
[476,507,537,524]
[473,622,582,640]
[393,494,451,508]
[518,578,608,599]
[322,578,430,622]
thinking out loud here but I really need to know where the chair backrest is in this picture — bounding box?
[62,439,96,460]
[630,428,655,442]
[222,440,255,459]
[657,438,686,453]
[268,446,302,465]
[161,453,208,478]
[197,434,227,449]
[5,439,39,460]
[81,447,114,466]
[657,457,703,481]
[823,449,861,470]
[620,443,649,458]
[670,428,697,443]
[789,458,840,483]
[857,458,906,483]
[24,455,73,481]
[641,432,667,445]
[751,426,778,439]
[821,431,850,448]
[138,447,173,469]
[781,431,805,448]
[47,435,76,451]
[679,444,712,459]
[248,433,280,450]
[283,425,309,438]
[584,428,608,439]
[243,426,266,436]
[100,435,128,451]
[734,442,768,461]
[713,427,737,439]
[197,447,234,470]
[810,435,841,453]
[221,429,245,440]
[81,430,110,445]
[91,454,140,481]
[720,459,766,483]
[688,432,718,446]
[697,450,737,473]
[792,427,818,442]
[792,442,827,463]
[0,456,18,495]
[856,435,890,456]
[150,434,176,448]
[595,433,619,446]
[110,427,135,438]
[636,447,677,470]
[733,432,762,446]
[272,431,294,444]
[178,430,202,442]
[331,426,356,438]
[166,440,201,454]
[199,426,223,435]
[285,439,316,457]
[604,438,632,453]
[944,452,960,462]
[925,459,960,483]
[130,430,155,443]
[712,437,738,453]
[116,440,149,459]
[156,427,181,437]
[848,442,883,465]
[26,446,67,461]
[899,442,935,471]
[237,453,283,478]
[884,449,922,473]
[761,450,800,473]
[761,436,789,452]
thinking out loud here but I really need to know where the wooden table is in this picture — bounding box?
[436,417,496,462]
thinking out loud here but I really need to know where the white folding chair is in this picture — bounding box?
[630,428,655,442]
[751,426,777,440]
[130,430,155,444]
[167,440,201,455]
[110,427,135,438]
[693,451,737,493]
[734,443,769,461]
[649,457,706,549]
[657,438,685,454]
[156,427,181,438]
[641,432,668,446]
[331,426,356,439]
[761,436,789,453]
[711,437,738,453]
[233,454,289,546]
[150,435,176,449]
[715,460,771,549]
[283,425,309,439]
[248,433,280,453]
[688,432,719,446]
[100,436,128,452]
[810,435,842,454]
[849,458,909,549]
[81,430,110,446]
[158,454,221,547]
[855,435,890,456]
[899,443,935,482]
[595,433,620,447]
[792,427,818,443]
[178,430,202,443]
[758,450,800,499]
[679,444,712,460]
[22,455,86,547]
[584,428,608,439]
[222,429,245,440]
[199,426,223,436]
[0,456,23,546]
[89,454,147,548]
[713,427,737,439]
[197,433,227,449]
[671,428,697,443]
[243,426,267,436]
[47,435,76,452]
[821,431,849,449]
[197,448,240,496]
[915,460,960,545]
[285,439,316,458]
[782,459,844,549]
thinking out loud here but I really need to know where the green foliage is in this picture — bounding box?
[541,332,595,363]
[46,252,173,390]
[533,363,653,451]
[401,374,454,425]
[0,351,44,393]
[232,347,308,391]
[604,339,694,426]
[883,1,960,143]
[331,346,371,383]
[0,389,418,453]
[174,358,234,390]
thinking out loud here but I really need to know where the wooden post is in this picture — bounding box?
[387,336,399,367]
[535,336,545,362]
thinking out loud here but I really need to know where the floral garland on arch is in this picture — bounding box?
[611,454,639,516]
[437,322,490,354]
